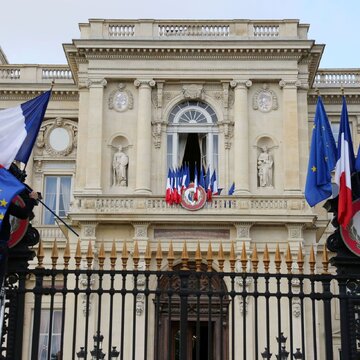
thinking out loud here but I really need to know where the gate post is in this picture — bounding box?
[179,269,190,360]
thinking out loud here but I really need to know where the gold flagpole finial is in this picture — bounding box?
[315,88,320,96]
[341,86,344,96]
[50,80,55,89]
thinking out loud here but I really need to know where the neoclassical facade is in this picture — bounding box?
[1,19,360,359]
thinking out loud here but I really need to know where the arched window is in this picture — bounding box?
[167,101,218,181]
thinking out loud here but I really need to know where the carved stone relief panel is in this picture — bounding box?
[36,117,78,157]
[252,84,278,112]
[108,83,134,112]
[182,84,204,100]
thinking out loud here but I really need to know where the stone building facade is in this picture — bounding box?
[1,19,360,359]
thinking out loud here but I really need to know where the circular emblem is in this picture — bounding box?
[113,91,129,111]
[340,199,360,257]
[8,195,29,248]
[257,90,273,112]
[181,183,206,211]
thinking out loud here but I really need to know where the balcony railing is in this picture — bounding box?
[314,69,360,87]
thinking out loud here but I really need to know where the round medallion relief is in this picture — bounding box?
[257,90,273,112]
[49,127,71,152]
[113,91,129,112]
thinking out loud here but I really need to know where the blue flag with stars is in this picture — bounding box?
[0,166,25,229]
[305,96,337,207]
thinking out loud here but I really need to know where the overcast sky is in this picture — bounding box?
[0,0,358,68]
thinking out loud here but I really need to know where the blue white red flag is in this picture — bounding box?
[335,96,355,227]
[0,166,26,230]
[206,167,212,201]
[199,165,205,189]
[211,170,218,195]
[194,166,199,201]
[0,90,51,168]
[165,168,172,204]
[228,182,235,195]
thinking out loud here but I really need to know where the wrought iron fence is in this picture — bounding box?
[1,239,359,359]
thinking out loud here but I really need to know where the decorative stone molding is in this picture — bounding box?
[182,84,204,100]
[222,82,230,109]
[223,122,234,150]
[87,78,107,88]
[252,84,278,112]
[132,222,150,240]
[81,222,98,239]
[286,223,304,242]
[279,79,302,89]
[108,83,134,112]
[234,222,253,240]
[152,121,162,148]
[36,117,78,157]
[134,79,156,88]
[230,79,252,89]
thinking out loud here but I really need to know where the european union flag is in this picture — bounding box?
[0,166,25,229]
[305,96,337,207]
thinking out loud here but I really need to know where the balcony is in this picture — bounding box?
[314,69,360,88]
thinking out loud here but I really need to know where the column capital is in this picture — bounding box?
[134,79,156,88]
[230,79,252,89]
[279,79,302,89]
[87,78,107,88]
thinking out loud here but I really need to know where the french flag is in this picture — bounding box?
[165,168,172,204]
[0,90,51,168]
[335,96,355,227]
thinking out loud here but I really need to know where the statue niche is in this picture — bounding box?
[112,145,129,187]
[256,138,276,188]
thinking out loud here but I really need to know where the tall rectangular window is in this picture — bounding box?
[37,309,62,360]
[43,176,71,225]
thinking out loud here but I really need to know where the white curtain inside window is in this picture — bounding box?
[44,177,57,225]
[59,177,71,217]
[178,134,188,167]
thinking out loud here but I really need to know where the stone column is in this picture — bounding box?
[134,79,155,194]
[85,78,107,193]
[230,80,252,193]
[279,79,301,192]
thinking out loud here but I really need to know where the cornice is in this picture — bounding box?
[0,90,79,102]
[308,93,360,105]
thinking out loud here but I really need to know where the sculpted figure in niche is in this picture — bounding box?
[113,145,128,186]
[257,146,273,187]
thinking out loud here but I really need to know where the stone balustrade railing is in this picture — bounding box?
[0,65,74,83]
[80,19,308,40]
[314,69,360,87]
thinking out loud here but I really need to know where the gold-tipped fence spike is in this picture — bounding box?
[51,239,59,269]
[218,242,225,272]
[145,241,152,270]
[285,243,292,274]
[309,245,316,275]
[133,241,140,270]
[167,241,175,271]
[156,241,163,271]
[229,240,236,272]
[263,244,270,273]
[195,241,202,272]
[36,240,45,269]
[86,241,94,269]
[207,242,213,272]
[63,239,71,270]
[98,241,105,271]
[121,240,128,270]
[322,243,329,274]
[181,241,189,270]
[110,239,117,271]
[241,242,247,272]
[274,243,282,273]
[75,238,82,270]
[251,244,259,273]
[297,244,304,274]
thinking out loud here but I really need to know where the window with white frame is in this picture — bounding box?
[43,176,71,225]
[37,309,62,360]
[167,101,218,180]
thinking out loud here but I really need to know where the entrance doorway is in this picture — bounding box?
[182,133,201,181]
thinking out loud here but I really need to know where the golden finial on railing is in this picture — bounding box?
[98,241,105,271]
[75,238,82,270]
[251,244,259,273]
[145,241,152,270]
[263,244,270,273]
[133,241,140,270]
[309,245,316,275]
[297,244,304,274]
[86,241,93,269]
[195,241,202,272]
[167,241,175,271]
[322,243,329,274]
[274,243,282,273]
[229,240,236,272]
[36,240,45,269]
[121,240,128,270]
[181,241,189,270]
[285,244,292,274]
[218,242,225,272]
[206,242,213,272]
[110,239,117,271]
[156,241,162,271]
[240,242,247,272]
[63,239,71,270]
[51,239,59,269]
